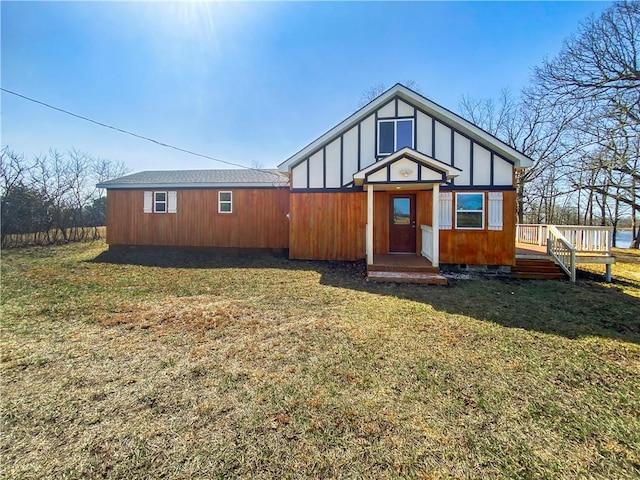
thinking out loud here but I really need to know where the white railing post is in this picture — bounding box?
[547,225,577,283]
[538,224,544,246]
[432,184,439,267]
[366,184,373,265]
[421,225,433,263]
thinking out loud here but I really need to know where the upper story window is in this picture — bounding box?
[378,119,414,156]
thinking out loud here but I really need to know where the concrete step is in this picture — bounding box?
[367,264,440,273]
[367,270,448,285]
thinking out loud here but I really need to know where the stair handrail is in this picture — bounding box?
[547,225,576,282]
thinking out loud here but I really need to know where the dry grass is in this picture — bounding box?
[1,243,639,479]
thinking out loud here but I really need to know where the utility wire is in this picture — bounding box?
[1,87,286,182]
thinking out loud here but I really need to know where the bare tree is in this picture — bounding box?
[533,1,639,126]
[93,156,129,199]
[459,88,580,222]
[528,1,640,247]
[2,147,129,246]
[357,80,423,107]
[0,147,30,197]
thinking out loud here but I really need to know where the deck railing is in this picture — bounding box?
[517,224,612,254]
[365,223,370,265]
[421,225,434,264]
[516,224,548,246]
[547,225,577,282]
[554,226,612,253]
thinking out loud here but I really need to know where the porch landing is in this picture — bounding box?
[367,254,447,285]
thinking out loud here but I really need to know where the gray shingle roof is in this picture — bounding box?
[97,169,289,189]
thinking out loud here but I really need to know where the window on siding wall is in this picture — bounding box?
[144,191,177,213]
[218,191,232,213]
[455,193,484,229]
[154,192,167,213]
[378,119,414,155]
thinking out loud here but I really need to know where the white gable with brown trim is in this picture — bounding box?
[279,84,531,190]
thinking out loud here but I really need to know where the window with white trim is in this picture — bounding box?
[218,191,232,213]
[455,192,484,229]
[154,191,167,213]
[144,191,177,213]
[378,119,414,155]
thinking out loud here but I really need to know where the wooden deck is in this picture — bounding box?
[516,224,616,282]
[367,254,447,285]
[516,242,615,263]
[516,243,549,259]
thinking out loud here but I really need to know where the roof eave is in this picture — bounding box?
[278,84,403,172]
[96,182,289,189]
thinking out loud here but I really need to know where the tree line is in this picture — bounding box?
[0,147,128,247]
[459,1,639,248]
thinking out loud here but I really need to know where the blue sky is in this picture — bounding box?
[2,1,612,173]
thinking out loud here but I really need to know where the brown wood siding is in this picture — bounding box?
[106,189,290,249]
[439,190,516,266]
[289,192,366,261]
[373,192,389,254]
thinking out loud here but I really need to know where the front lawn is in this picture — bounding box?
[1,243,639,479]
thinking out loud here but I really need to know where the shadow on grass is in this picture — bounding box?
[90,247,640,345]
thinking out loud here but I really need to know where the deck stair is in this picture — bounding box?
[511,257,566,280]
[515,224,615,282]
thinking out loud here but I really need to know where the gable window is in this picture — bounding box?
[154,191,167,213]
[218,191,232,213]
[378,119,414,156]
[456,192,484,229]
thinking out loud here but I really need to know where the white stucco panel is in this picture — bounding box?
[390,158,418,182]
[308,150,324,188]
[292,161,308,189]
[416,111,432,156]
[473,144,491,186]
[420,166,442,182]
[434,121,452,165]
[360,115,376,168]
[368,168,388,182]
[325,138,341,188]
[377,100,395,118]
[397,100,414,117]
[453,132,470,185]
[342,126,359,185]
[494,156,513,186]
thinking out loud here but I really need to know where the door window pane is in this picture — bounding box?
[393,198,411,225]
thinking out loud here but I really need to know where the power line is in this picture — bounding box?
[0,87,284,182]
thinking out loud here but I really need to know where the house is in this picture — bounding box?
[98,84,533,280]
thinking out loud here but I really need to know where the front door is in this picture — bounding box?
[389,195,416,253]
